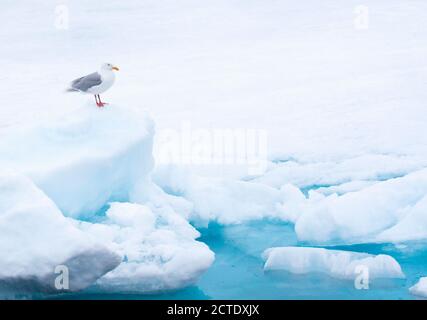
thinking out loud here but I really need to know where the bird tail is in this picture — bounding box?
[65,87,78,93]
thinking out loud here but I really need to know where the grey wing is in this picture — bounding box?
[70,72,102,92]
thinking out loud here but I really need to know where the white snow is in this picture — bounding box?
[2,1,427,169]
[263,247,404,280]
[409,277,427,298]
[0,171,121,292]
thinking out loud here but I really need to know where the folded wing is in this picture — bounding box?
[69,72,102,92]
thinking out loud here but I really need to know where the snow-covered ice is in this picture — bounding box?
[0,106,213,294]
[377,195,427,243]
[0,171,121,292]
[263,247,404,280]
[78,202,214,293]
[154,166,283,225]
[0,104,154,219]
[294,169,427,244]
[409,277,427,298]
[255,155,427,190]
[154,165,319,226]
[2,0,427,168]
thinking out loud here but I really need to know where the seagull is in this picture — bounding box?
[67,63,119,107]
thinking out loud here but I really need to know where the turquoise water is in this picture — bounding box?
[46,220,427,300]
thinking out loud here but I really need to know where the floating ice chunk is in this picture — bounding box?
[130,180,194,221]
[409,277,427,298]
[0,105,154,219]
[263,247,404,280]
[154,166,320,225]
[377,195,427,242]
[276,184,313,223]
[0,172,121,292]
[295,169,427,244]
[154,165,284,225]
[77,202,214,293]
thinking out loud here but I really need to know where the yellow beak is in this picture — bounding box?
[112,66,119,71]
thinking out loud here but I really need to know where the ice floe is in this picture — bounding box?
[0,104,154,219]
[409,277,427,298]
[154,165,284,225]
[77,202,214,293]
[0,171,121,292]
[263,247,404,280]
[295,169,427,244]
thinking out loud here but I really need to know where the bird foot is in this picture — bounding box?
[96,102,107,107]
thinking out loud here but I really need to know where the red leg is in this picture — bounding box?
[95,95,102,107]
[98,95,108,107]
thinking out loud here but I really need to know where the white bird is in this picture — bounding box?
[67,63,119,107]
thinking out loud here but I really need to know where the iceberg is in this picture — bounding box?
[0,171,121,292]
[0,104,155,219]
[263,247,404,280]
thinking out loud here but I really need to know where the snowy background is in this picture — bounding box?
[1,0,427,299]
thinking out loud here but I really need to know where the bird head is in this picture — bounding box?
[100,63,119,72]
